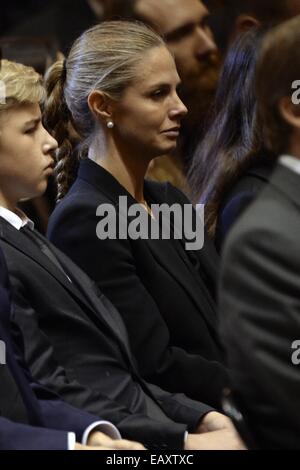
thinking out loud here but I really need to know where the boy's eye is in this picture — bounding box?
[24,125,38,134]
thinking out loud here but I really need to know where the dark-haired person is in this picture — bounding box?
[206,0,300,52]
[0,52,243,450]
[188,28,275,252]
[0,246,143,450]
[220,15,300,448]
[46,21,229,409]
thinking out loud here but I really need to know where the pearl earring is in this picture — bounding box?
[107,120,114,129]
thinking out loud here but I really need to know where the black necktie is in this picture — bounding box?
[20,225,72,282]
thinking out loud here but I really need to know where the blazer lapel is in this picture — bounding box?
[0,220,88,307]
[144,183,218,333]
[270,162,300,209]
[0,219,134,364]
[144,236,218,332]
[53,244,133,357]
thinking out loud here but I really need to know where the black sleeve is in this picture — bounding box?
[8,275,189,450]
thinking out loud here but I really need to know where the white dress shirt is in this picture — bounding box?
[280,154,300,175]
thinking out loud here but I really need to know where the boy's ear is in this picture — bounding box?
[279,96,300,129]
[87,90,114,123]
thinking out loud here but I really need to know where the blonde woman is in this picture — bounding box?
[46,21,229,409]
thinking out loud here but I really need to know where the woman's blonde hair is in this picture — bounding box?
[44,20,165,200]
[0,59,45,111]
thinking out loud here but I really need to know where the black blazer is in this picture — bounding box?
[215,162,274,251]
[219,162,300,449]
[0,246,101,450]
[48,158,229,407]
[0,217,211,450]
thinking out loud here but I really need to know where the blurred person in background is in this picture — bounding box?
[204,0,300,53]
[188,27,276,252]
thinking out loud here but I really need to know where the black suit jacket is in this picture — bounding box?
[0,216,211,450]
[0,246,105,450]
[219,162,300,449]
[215,162,274,252]
[47,159,229,407]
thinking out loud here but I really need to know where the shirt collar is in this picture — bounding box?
[0,206,35,231]
[279,155,300,176]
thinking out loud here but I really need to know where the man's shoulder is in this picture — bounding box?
[228,183,296,241]
[222,184,299,268]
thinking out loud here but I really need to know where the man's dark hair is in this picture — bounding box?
[256,15,300,156]
[225,0,290,22]
[206,0,294,51]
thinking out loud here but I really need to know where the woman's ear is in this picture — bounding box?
[87,90,114,123]
[279,96,300,130]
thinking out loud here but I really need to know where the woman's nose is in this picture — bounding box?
[170,94,188,119]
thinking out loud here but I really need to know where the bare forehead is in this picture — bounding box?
[3,103,41,124]
[135,0,207,36]
[132,46,180,85]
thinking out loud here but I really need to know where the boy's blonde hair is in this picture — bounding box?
[0,59,45,110]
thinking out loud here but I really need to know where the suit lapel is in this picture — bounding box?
[0,219,134,363]
[53,244,133,356]
[0,220,89,308]
[270,163,300,209]
[144,183,218,333]
[143,236,218,332]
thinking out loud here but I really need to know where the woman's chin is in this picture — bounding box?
[155,143,178,157]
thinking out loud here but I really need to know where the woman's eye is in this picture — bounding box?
[152,90,163,98]
[151,88,168,99]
